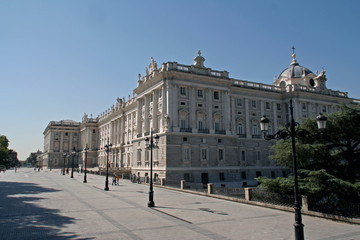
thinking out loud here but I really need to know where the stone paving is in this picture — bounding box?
[1,168,360,240]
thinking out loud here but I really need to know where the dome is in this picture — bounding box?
[278,60,313,79]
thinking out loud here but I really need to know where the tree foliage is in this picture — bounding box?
[257,105,360,205]
[0,135,10,167]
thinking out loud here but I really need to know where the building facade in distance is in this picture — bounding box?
[40,51,359,186]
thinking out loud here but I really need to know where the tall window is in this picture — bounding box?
[197,89,203,98]
[238,123,243,135]
[236,98,242,106]
[241,150,246,161]
[266,102,270,110]
[198,120,203,130]
[183,148,190,161]
[252,124,258,135]
[213,91,220,100]
[218,149,224,161]
[201,149,207,161]
[215,122,220,131]
[256,151,260,161]
[251,100,257,108]
[180,87,186,96]
[180,119,186,129]
[277,103,281,111]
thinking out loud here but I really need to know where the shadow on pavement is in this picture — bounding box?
[0,182,93,240]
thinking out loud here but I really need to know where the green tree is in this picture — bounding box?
[257,105,360,212]
[0,135,10,167]
[270,105,360,183]
[25,153,37,166]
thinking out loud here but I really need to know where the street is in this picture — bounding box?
[0,168,359,240]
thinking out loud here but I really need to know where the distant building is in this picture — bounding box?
[40,50,359,186]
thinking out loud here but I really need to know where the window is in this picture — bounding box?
[197,89,203,98]
[218,149,224,161]
[277,103,281,111]
[271,171,275,178]
[266,102,270,110]
[238,123,243,135]
[198,121,203,130]
[215,122,220,131]
[180,102,186,105]
[236,98,242,106]
[322,105,327,112]
[183,148,190,161]
[251,100,257,108]
[65,132,68,136]
[198,103,203,107]
[93,129,96,134]
[145,150,149,162]
[213,91,220,100]
[219,172,225,181]
[256,171,262,177]
[154,149,158,161]
[302,103,307,110]
[180,87,186,96]
[218,138,222,143]
[241,151,246,161]
[201,149,207,161]
[183,137,187,142]
[241,171,247,179]
[252,124,258,135]
[180,119,186,129]
[256,151,260,161]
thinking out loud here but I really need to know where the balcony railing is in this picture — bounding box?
[198,129,209,134]
[180,128,192,133]
[215,130,226,134]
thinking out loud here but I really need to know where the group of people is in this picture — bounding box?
[130,173,141,184]
[112,174,120,185]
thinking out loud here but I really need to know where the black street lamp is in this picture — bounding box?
[104,141,112,191]
[260,99,327,240]
[83,145,89,183]
[145,132,159,207]
[62,152,67,175]
[70,147,76,178]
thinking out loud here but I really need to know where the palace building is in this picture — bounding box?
[38,50,359,186]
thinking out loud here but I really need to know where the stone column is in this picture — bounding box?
[153,90,158,131]
[230,96,236,135]
[59,131,63,152]
[272,102,278,132]
[144,95,150,133]
[189,87,196,131]
[137,99,142,136]
[172,84,179,132]
[207,88,213,133]
[223,91,231,134]
[245,99,251,138]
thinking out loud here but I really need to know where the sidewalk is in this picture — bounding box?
[1,168,359,240]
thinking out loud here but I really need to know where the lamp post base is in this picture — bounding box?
[148,191,155,207]
[148,201,155,207]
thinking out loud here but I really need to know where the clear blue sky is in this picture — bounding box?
[1,0,359,160]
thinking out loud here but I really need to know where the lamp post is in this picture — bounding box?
[83,145,89,183]
[70,147,76,178]
[145,132,159,207]
[62,152,67,175]
[104,141,112,191]
[260,99,327,240]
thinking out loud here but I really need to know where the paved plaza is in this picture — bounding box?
[1,168,360,240]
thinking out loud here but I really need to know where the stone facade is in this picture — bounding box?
[40,51,359,186]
